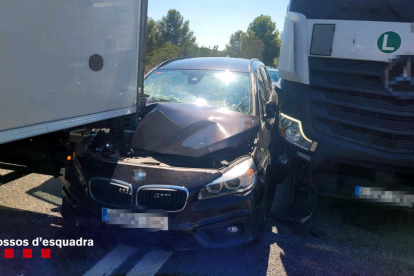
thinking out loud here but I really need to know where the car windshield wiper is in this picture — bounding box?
[150,95,181,103]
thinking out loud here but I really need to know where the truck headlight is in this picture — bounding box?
[279,113,313,150]
[198,158,257,200]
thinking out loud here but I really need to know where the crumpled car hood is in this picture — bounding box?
[131,103,260,157]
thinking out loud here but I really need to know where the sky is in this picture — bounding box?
[148,0,290,50]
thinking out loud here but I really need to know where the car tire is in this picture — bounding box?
[269,172,315,223]
[254,164,273,243]
[60,200,94,238]
[269,174,296,221]
[60,200,81,231]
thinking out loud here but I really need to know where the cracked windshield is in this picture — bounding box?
[145,70,253,114]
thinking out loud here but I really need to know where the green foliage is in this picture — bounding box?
[234,30,265,60]
[225,15,281,66]
[145,9,226,73]
[144,10,281,72]
[273,57,280,69]
[226,30,244,57]
[157,9,196,47]
[146,18,159,54]
[188,45,227,58]
[145,43,183,73]
[247,15,281,66]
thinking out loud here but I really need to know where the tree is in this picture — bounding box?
[146,18,159,55]
[145,43,183,73]
[225,30,264,60]
[239,31,265,60]
[225,30,244,57]
[157,9,196,48]
[247,15,281,66]
[191,45,226,58]
[144,10,226,73]
[273,57,280,68]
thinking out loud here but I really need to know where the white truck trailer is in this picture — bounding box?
[0,0,148,174]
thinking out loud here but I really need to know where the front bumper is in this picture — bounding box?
[61,176,264,250]
[275,79,414,203]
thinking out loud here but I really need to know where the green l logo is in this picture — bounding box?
[377,31,401,53]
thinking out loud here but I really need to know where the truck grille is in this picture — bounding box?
[89,178,132,207]
[137,186,188,212]
[310,57,414,153]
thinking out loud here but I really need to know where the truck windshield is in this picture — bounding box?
[144,69,253,114]
[290,0,414,22]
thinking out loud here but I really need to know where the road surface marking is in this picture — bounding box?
[83,244,137,276]
[126,249,172,276]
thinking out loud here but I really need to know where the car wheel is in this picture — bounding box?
[254,165,273,243]
[269,173,295,219]
[269,172,315,223]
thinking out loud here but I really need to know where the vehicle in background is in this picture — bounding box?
[0,0,148,176]
[272,0,414,222]
[267,68,279,88]
[60,57,279,249]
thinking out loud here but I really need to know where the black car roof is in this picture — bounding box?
[157,57,262,73]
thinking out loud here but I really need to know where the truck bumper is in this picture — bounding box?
[275,79,414,207]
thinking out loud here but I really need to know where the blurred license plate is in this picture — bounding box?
[102,208,168,231]
[354,186,414,208]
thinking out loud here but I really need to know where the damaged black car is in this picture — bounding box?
[60,57,278,249]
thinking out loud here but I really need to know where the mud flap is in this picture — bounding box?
[269,168,316,223]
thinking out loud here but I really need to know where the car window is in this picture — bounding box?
[260,67,273,95]
[144,69,253,114]
[268,70,279,82]
[256,69,267,116]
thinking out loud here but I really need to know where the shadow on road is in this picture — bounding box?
[26,177,62,208]
[267,196,414,276]
[0,161,62,211]
[0,162,30,187]
[165,196,414,276]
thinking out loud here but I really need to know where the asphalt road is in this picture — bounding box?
[0,163,414,276]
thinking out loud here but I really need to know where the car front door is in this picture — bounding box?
[254,66,274,177]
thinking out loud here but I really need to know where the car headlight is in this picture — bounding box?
[279,113,314,150]
[198,158,257,200]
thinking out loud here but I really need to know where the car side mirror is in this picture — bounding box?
[264,101,278,120]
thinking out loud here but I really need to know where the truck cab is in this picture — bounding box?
[272,0,414,222]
